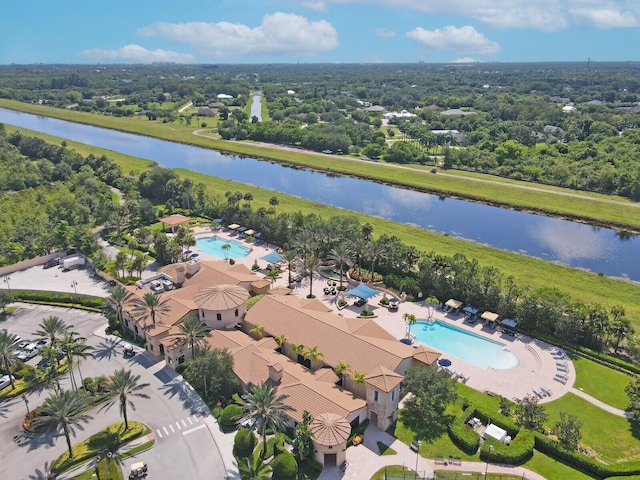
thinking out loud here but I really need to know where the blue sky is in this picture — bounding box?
[2,0,640,64]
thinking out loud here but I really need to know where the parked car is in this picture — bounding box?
[43,257,60,269]
[0,374,15,391]
[129,462,148,479]
[388,298,400,310]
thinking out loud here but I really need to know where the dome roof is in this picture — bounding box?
[193,284,249,311]
[309,413,350,447]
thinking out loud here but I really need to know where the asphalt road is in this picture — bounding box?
[0,304,227,480]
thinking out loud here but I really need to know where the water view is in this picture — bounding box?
[1,107,639,281]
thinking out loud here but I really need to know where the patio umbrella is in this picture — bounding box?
[438,358,452,367]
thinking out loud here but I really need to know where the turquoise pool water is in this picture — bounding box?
[195,237,250,259]
[412,320,519,370]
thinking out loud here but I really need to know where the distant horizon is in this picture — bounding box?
[3,1,640,64]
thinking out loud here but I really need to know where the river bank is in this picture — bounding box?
[1,99,640,233]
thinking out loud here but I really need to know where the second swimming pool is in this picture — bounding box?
[195,237,250,259]
[412,320,519,370]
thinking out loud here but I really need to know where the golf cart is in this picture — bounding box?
[129,462,148,479]
[123,345,136,357]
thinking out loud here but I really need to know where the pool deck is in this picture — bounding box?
[192,227,573,403]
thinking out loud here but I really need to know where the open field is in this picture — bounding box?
[2,99,640,232]
[572,355,633,410]
[6,123,640,334]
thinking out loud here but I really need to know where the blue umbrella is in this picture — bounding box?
[438,358,452,367]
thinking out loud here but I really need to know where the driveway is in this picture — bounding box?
[0,304,230,480]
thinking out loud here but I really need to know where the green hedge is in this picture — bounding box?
[13,291,106,309]
[447,418,480,454]
[469,407,519,437]
[271,452,298,480]
[219,404,242,432]
[233,428,257,458]
[479,429,534,465]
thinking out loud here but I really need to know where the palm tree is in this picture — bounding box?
[367,241,388,284]
[265,267,279,284]
[328,244,352,290]
[178,314,208,359]
[34,315,73,348]
[106,285,136,335]
[274,334,287,352]
[130,292,171,326]
[238,383,293,460]
[300,254,321,298]
[221,243,231,261]
[288,342,304,362]
[249,324,265,340]
[333,361,351,387]
[32,390,93,459]
[102,368,150,430]
[0,330,20,390]
[238,448,272,479]
[276,249,295,281]
[403,313,417,339]
[304,346,324,368]
[243,192,254,208]
[350,370,367,389]
[348,236,369,280]
[59,332,93,391]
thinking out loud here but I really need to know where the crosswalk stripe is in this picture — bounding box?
[182,424,206,436]
[187,417,193,425]
[163,427,169,436]
[176,422,182,430]
[156,429,163,439]
[182,419,188,427]
[169,424,175,433]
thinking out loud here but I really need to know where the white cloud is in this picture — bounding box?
[290,0,328,11]
[570,8,637,28]
[79,44,195,64]
[314,0,640,31]
[137,13,339,59]
[407,25,500,55]
[375,28,396,38]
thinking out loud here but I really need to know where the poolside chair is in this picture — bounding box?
[551,348,564,355]
[541,386,552,396]
[533,388,543,397]
[552,352,565,360]
[557,365,569,373]
[554,374,568,384]
[462,374,470,383]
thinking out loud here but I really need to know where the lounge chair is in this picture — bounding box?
[557,365,569,373]
[482,319,490,327]
[461,374,469,383]
[533,388,543,397]
[436,303,443,310]
[554,374,568,384]
[552,353,565,360]
[551,348,564,355]
[556,360,568,366]
[541,386,552,396]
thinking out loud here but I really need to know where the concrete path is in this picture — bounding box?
[570,387,630,418]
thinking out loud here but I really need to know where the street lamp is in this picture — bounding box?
[3,275,11,294]
[71,281,78,294]
[485,444,495,476]
[414,440,422,479]
[21,394,30,415]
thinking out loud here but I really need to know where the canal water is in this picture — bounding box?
[1,107,638,281]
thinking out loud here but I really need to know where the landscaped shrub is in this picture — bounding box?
[234,428,257,458]
[88,430,120,452]
[480,429,534,465]
[219,404,242,432]
[470,407,519,437]
[83,377,98,394]
[271,452,298,480]
[448,418,480,454]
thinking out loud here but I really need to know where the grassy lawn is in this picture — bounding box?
[3,99,640,232]
[544,393,640,463]
[7,118,640,335]
[435,472,524,480]
[572,355,633,410]
[523,451,597,480]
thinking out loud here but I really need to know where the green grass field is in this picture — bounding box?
[572,355,633,410]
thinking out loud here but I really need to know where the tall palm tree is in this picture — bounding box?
[328,244,352,289]
[300,254,321,298]
[293,228,317,257]
[348,236,369,280]
[130,292,171,326]
[34,316,73,348]
[238,449,272,479]
[32,390,92,459]
[281,249,298,286]
[333,361,351,387]
[102,368,150,430]
[59,332,94,391]
[0,330,20,390]
[403,313,417,339]
[221,243,231,261]
[106,285,136,335]
[238,383,293,460]
[178,314,208,359]
[367,241,388,284]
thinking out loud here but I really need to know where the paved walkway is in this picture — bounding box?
[570,387,630,418]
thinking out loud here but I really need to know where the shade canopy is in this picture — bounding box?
[348,282,380,300]
[501,318,518,329]
[463,306,479,314]
[244,229,255,236]
[254,232,262,238]
[445,298,463,309]
[484,424,507,442]
[261,251,283,263]
[227,223,240,230]
[238,226,248,233]
[481,311,499,322]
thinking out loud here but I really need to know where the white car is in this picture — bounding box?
[0,374,15,391]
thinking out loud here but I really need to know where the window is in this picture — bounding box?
[374,390,379,402]
[392,389,396,401]
[201,310,205,319]
[235,309,239,317]
[217,313,222,321]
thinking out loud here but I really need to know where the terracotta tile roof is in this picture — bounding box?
[268,286,293,296]
[412,344,441,365]
[309,413,351,446]
[365,366,404,392]
[159,214,190,226]
[314,368,340,384]
[245,295,429,376]
[250,278,272,289]
[193,284,249,310]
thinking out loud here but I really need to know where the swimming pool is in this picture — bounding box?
[195,237,250,259]
[412,320,519,370]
